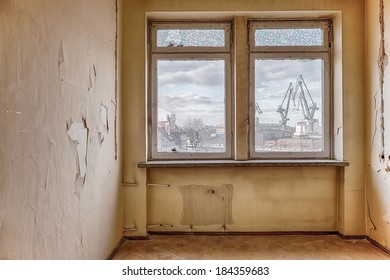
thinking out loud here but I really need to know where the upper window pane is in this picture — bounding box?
[255,28,323,47]
[157,29,225,47]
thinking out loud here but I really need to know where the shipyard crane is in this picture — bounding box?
[255,102,262,114]
[276,75,319,134]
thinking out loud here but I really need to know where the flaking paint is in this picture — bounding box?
[366,0,390,251]
[0,0,123,259]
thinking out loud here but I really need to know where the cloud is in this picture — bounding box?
[255,59,323,101]
[159,92,215,109]
[158,60,225,87]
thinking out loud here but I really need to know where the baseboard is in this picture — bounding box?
[106,237,126,260]
[147,230,339,236]
[366,237,390,255]
[124,235,150,240]
[337,232,366,240]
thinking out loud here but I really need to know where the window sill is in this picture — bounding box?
[138,159,349,168]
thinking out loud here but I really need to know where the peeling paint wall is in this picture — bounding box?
[123,0,366,236]
[0,0,123,259]
[366,0,390,251]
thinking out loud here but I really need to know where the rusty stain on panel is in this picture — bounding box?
[182,184,233,226]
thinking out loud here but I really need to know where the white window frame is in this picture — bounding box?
[148,21,233,160]
[248,20,332,159]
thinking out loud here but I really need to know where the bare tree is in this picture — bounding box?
[182,117,204,150]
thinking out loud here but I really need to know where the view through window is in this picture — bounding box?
[148,20,332,160]
[249,21,331,158]
[150,23,232,159]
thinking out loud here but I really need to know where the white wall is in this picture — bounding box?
[0,0,123,259]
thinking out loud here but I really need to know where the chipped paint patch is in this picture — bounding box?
[383,211,390,224]
[67,121,88,178]
[182,184,233,226]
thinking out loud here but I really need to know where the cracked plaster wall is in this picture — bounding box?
[0,0,123,259]
[366,0,390,251]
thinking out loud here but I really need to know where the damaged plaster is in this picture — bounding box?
[383,211,390,224]
[114,0,119,160]
[378,0,388,160]
[67,121,88,178]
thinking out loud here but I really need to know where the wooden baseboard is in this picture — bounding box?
[106,237,125,260]
[124,235,150,240]
[147,230,339,236]
[337,232,366,240]
[366,237,390,255]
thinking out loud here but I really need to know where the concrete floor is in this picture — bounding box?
[113,234,390,260]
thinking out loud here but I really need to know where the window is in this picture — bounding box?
[148,19,332,161]
[149,22,232,159]
[249,20,332,158]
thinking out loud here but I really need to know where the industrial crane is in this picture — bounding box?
[276,75,319,134]
[255,102,262,114]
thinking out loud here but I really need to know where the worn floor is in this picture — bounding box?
[113,234,390,260]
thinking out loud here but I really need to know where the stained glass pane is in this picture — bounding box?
[255,28,323,47]
[157,29,225,47]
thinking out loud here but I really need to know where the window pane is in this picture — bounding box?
[255,28,323,46]
[254,59,323,153]
[157,29,225,47]
[157,60,226,153]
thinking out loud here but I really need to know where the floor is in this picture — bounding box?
[113,234,390,260]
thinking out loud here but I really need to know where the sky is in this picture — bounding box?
[157,58,323,129]
[255,59,323,126]
[157,59,225,126]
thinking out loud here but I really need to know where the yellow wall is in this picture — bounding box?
[0,0,123,259]
[365,0,390,250]
[123,0,366,236]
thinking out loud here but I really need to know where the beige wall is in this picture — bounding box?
[0,0,123,259]
[365,0,390,250]
[123,0,366,236]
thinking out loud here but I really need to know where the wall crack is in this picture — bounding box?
[378,0,387,161]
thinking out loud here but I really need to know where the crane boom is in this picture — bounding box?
[277,75,319,134]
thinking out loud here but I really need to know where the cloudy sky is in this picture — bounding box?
[157,58,323,128]
[255,59,323,126]
[157,59,225,126]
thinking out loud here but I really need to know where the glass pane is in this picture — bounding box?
[157,60,226,153]
[157,29,225,47]
[254,59,323,153]
[255,28,323,46]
